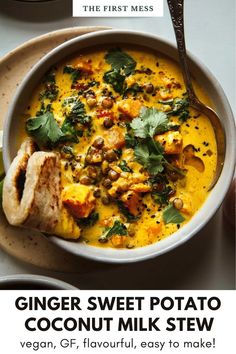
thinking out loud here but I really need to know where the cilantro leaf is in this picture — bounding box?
[104,48,136,94]
[134,142,165,175]
[130,107,170,138]
[163,204,185,224]
[26,110,81,148]
[134,144,149,165]
[98,220,128,243]
[129,107,184,176]
[26,111,64,148]
[103,69,126,94]
[130,118,149,138]
[125,132,137,148]
[105,48,136,76]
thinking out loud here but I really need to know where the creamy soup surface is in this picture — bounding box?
[24,46,217,249]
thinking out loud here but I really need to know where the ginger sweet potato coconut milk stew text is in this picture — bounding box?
[4,46,217,249]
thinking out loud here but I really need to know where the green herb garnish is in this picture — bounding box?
[105,48,136,76]
[36,102,52,116]
[163,204,185,224]
[63,97,91,125]
[78,212,99,228]
[60,117,81,142]
[103,69,126,94]
[130,107,170,138]
[130,107,185,176]
[119,160,133,172]
[123,83,143,98]
[39,89,58,102]
[63,65,81,84]
[113,148,122,158]
[39,69,58,102]
[166,95,190,122]
[134,140,165,175]
[117,201,139,222]
[26,111,64,148]
[104,48,137,94]
[149,174,173,206]
[42,69,57,84]
[125,132,137,148]
[61,145,75,158]
[99,220,128,243]
[152,186,173,206]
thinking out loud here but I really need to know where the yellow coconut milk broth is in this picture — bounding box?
[26,46,217,248]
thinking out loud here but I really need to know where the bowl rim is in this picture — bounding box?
[0,274,77,289]
[3,29,236,264]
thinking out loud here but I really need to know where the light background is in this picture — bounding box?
[0,0,235,289]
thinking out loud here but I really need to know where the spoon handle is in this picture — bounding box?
[167,0,198,104]
[167,0,226,191]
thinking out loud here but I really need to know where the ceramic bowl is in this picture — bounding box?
[3,29,236,263]
[0,274,77,289]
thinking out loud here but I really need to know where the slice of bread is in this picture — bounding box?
[3,138,61,232]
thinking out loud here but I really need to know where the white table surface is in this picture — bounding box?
[0,0,235,289]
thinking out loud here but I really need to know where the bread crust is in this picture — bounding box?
[3,139,61,233]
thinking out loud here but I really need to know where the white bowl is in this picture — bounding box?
[3,29,236,263]
[0,274,77,289]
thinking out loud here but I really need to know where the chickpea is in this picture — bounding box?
[87,96,97,108]
[102,88,110,97]
[168,171,179,182]
[173,198,183,210]
[93,188,101,198]
[92,137,104,149]
[103,117,114,129]
[152,183,165,193]
[101,195,111,205]
[145,83,154,93]
[108,169,120,181]
[87,166,98,179]
[102,97,113,109]
[128,224,136,237]
[86,147,103,164]
[85,154,92,164]
[102,178,112,189]
[80,176,93,185]
[104,150,118,162]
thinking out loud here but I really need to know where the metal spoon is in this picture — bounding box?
[167,0,225,190]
